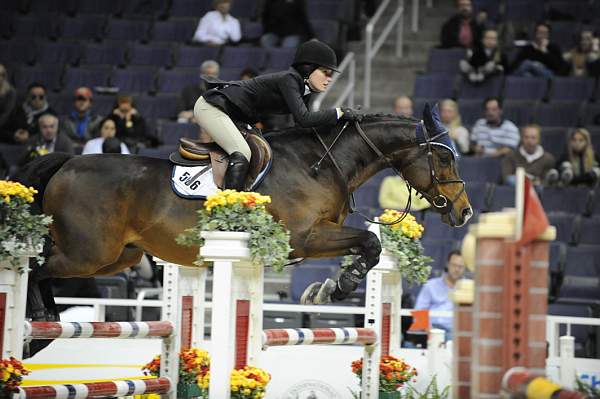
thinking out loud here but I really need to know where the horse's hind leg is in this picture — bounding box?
[94,246,145,276]
[298,221,381,305]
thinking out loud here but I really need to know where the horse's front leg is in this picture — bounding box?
[299,221,381,305]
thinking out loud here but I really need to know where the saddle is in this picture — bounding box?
[169,129,272,190]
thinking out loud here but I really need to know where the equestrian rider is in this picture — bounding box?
[193,39,362,190]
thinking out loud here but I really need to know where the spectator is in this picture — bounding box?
[178,60,220,123]
[260,0,313,49]
[82,117,130,155]
[459,29,508,83]
[109,94,157,151]
[471,97,519,157]
[563,30,600,77]
[20,113,74,165]
[3,83,56,145]
[556,128,600,187]
[415,250,466,341]
[60,87,103,149]
[393,96,413,117]
[511,22,567,78]
[378,176,431,211]
[191,0,241,47]
[439,99,470,154]
[501,124,556,186]
[0,64,16,137]
[440,0,484,49]
[240,68,258,80]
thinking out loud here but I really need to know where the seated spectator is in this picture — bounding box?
[240,68,258,80]
[415,250,466,341]
[439,99,470,154]
[459,29,508,83]
[60,87,103,149]
[393,95,413,118]
[440,0,484,49]
[0,65,16,137]
[556,128,600,187]
[471,97,519,157]
[178,60,220,123]
[3,83,56,145]
[501,124,556,186]
[510,22,568,78]
[563,30,600,77]
[82,117,130,155]
[191,0,241,47]
[109,94,158,151]
[379,176,431,211]
[260,0,313,49]
[20,113,74,165]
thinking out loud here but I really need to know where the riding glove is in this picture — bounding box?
[340,108,363,123]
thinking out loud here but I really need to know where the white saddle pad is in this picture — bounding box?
[171,165,219,199]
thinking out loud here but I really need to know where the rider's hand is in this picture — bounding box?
[340,108,363,123]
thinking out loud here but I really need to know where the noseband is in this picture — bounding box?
[311,119,465,225]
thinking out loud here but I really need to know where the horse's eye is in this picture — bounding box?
[438,153,452,165]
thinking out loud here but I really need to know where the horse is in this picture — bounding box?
[16,104,471,323]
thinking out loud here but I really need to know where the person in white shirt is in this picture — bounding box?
[471,97,519,157]
[82,117,130,155]
[192,0,241,47]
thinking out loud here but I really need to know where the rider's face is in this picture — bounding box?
[307,67,333,93]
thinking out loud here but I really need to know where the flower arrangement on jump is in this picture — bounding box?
[176,190,292,272]
[0,181,52,272]
[0,357,30,399]
[142,348,270,399]
[351,355,417,394]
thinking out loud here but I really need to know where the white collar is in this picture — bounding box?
[303,84,311,96]
[519,145,544,163]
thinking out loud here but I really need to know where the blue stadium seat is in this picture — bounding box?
[104,18,150,42]
[91,94,116,115]
[504,0,544,21]
[487,184,515,212]
[121,0,169,19]
[549,21,580,50]
[577,217,600,245]
[458,156,502,184]
[12,14,60,39]
[503,77,548,100]
[290,261,337,303]
[413,74,456,99]
[540,126,566,159]
[464,181,490,212]
[541,186,592,215]
[80,42,128,67]
[535,102,582,127]
[157,121,199,145]
[549,77,595,102]
[0,38,36,65]
[548,212,578,244]
[59,15,106,41]
[29,0,73,14]
[426,48,466,75]
[174,45,220,68]
[231,0,258,19]
[547,302,595,357]
[138,145,177,159]
[581,103,600,126]
[127,43,173,68]
[48,92,74,115]
[503,100,535,127]
[266,47,296,71]
[13,65,64,92]
[311,20,340,48]
[353,185,380,210]
[457,74,503,99]
[169,0,212,18]
[546,2,586,23]
[343,212,369,230]
[219,67,243,81]
[0,144,27,167]
[307,0,349,20]
[564,245,600,278]
[221,46,267,69]
[421,239,458,276]
[151,18,197,43]
[110,66,159,94]
[156,68,198,93]
[456,98,481,127]
[423,212,455,241]
[135,93,179,120]
[62,65,113,91]
[73,0,123,15]
[240,20,263,42]
[35,41,81,65]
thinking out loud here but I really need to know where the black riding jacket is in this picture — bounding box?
[202,68,338,127]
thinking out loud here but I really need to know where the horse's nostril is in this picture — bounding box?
[462,207,473,220]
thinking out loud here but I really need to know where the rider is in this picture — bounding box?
[193,39,362,190]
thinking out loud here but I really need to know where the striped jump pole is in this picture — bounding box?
[24,321,174,339]
[14,377,171,399]
[502,367,588,399]
[262,327,377,347]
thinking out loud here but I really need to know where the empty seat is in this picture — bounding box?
[220,46,267,69]
[456,98,481,127]
[421,239,458,275]
[503,77,548,100]
[413,74,456,99]
[240,20,263,42]
[175,46,220,68]
[581,103,600,126]
[110,66,158,94]
[13,65,64,92]
[135,94,179,120]
[426,48,466,75]
[549,77,595,102]
[62,65,113,91]
[565,245,600,277]
[353,184,380,210]
[0,144,27,167]
[423,212,458,240]
[73,0,123,15]
[121,0,169,18]
[549,21,580,50]
[60,14,106,40]
[12,14,60,39]
[464,181,490,212]
[104,18,150,42]
[457,74,503,99]
[503,100,536,127]
[540,126,566,159]
[151,18,197,43]
[92,94,117,115]
[156,68,198,93]
[0,38,36,64]
[505,1,543,21]
[35,41,81,65]
[266,47,296,71]
[458,156,502,183]
[535,102,582,127]
[541,186,592,215]
[487,184,515,211]
[546,2,586,24]
[138,145,177,159]
[548,212,578,244]
[218,67,243,81]
[307,0,350,21]
[80,42,128,67]
[577,217,600,245]
[169,0,212,18]
[127,44,173,68]
[231,0,258,19]
[29,0,73,14]
[311,20,340,48]
[47,92,75,115]
[157,121,199,145]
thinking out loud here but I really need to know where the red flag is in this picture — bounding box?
[408,309,430,332]
[518,178,549,245]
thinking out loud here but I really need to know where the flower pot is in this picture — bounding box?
[199,231,251,261]
[379,391,402,399]
[177,382,205,398]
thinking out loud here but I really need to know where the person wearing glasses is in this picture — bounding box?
[2,82,56,145]
[60,87,103,150]
[193,39,362,190]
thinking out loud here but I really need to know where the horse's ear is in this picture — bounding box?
[423,102,445,135]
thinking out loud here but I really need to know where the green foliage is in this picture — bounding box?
[576,376,600,398]
[401,376,450,399]
[380,226,432,285]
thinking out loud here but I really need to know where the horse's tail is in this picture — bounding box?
[12,153,74,212]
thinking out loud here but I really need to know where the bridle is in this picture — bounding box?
[311,119,465,225]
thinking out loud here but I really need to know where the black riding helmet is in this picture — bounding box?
[292,39,339,78]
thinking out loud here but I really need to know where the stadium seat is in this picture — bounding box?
[0,144,26,168]
[35,41,81,66]
[549,77,595,102]
[110,66,158,94]
[219,67,243,81]
[540,126,566,159]
[220,46,267,69]
[576,217,600,246]
[60,15,106,41]
[240,20,263,42]
[126,43,173,68]
[535,102,582,127]
[464,181,490,212]
[546,2,586,24]
[353,184,380,210]
[157,121,199,145]
[426,48,466,75]
[266,47,296,71]
[29,0,73,14]
[0,38,36,65]
[73,0,123,16]
[121,0,169,19]
[48,92,75,115]
[174,45,220,68]
[135,93,179,120]
[547,302,595,357]
[62,65,113,91]
[231,0,258,19]
[169,0,212,18]
[458,156,502,184]
[487,184,515,212]
[503,77,548,100]
[413,74,457,99]
[104,18,150,42]
[541,186,592,215]
[421,239,459,276]
[307,0,349,21]
[151,18,197,43]
[13,65,64,92]
[504,0,544,21]
[12,14,60,40]
[457,74,503,99]
[138,145,177,159]
[92,94,117,115]
[456,98,481,127]
[80,42,128,67]
[548,212,578,245]
[503,100,536,127]
[156,68,198,93]
[310,20,341,48]
[581,103,600,126]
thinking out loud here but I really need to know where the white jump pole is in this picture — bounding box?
[559,335,576,389]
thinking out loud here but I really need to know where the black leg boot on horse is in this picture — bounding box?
[223,152,250,191]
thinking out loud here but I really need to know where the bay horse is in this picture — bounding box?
[16,104,471,319]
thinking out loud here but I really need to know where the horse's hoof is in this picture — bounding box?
[300,278,336,305]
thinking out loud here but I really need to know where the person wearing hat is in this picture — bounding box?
[60,86,103,149]
[193,39,363,190]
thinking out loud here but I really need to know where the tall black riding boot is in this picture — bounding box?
[223,151,250,191]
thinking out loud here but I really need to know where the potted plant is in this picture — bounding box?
[177,190,292,272]
[0,357,30,399]
[351,355,418,398]
[0,181,51,273]
[230,365,271,399]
